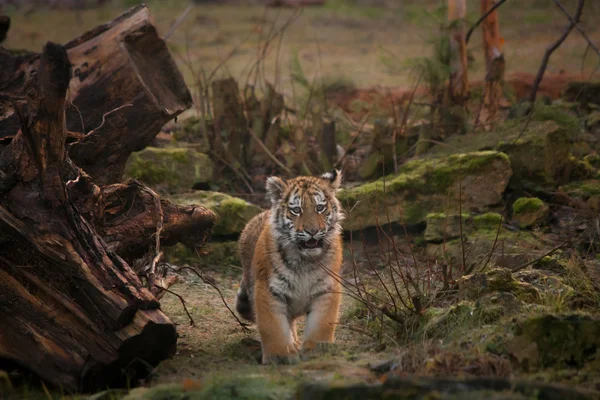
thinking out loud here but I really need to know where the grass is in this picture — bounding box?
[3,0,600,102]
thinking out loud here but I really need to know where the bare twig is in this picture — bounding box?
[512,240,568,272]
[154,285,195,326]
[465,0,508,44]
[248,127,293,174]
[140,185,164,276]
[163,3,194,41]
[176,263,251,333]
[87,103,133,135]
[528,0,584,103]
[552,0,600,59]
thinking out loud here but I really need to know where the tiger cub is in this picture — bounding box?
[235,170,344,364]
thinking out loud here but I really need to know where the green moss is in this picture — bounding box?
[512,197,544,214]
[124,147,214,193]
[339,151,512,228]
[473,213,503,231]
[561,180,600,199]
[458,268,540,303]
[531,103,580,131]
[170,191,262,237]
[508,314,600,370]
[165,241,240,272]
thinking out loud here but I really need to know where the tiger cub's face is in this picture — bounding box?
[266,170,344,258]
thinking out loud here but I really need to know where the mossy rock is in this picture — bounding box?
[424,224,542,269]
[511,197,549,229]
[422,302,475,339]
[424,212,504,243]
[170,191,262,237]
[507,314,600,371]
[458,267,540,303]
[426,120,579,188]
[560,180,600,200]
[339,151,512,229]
[424,213,468,243]
[122,376,293,400]
[124,147,214,193]
[298,375,599,400]
[513,269,575,301]
[533,251,569,274]
[475,291,523,322]
[165,241,240,269]
[472,212,503,231]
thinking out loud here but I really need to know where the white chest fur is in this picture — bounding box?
[269,261,333,319]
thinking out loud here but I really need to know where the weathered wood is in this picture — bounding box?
[0,5,193,184]
[212,78,247,166]
[480,0,505,126]
[0,42,177,392]
[99,179,216,264]
[448,0,469,102]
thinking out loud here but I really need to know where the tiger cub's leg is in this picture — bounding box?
[290,319,301,350]
[254,279,299,365]
[301,291,341,354]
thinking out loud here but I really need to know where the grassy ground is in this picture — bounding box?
[3,0,600,100]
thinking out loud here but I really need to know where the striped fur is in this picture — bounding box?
[236,170,344,364]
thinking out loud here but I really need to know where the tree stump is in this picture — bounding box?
[0,5,193,185]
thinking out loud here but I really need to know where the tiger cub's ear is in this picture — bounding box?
[321,169,342,190]
[266,176,287,206]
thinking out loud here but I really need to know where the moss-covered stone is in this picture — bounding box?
[426,120,578,187]
[560,180,600,200]
[170,191,262,237]
[511,197,549,229]
[533,251,569,274]
[122,376,294,400]
[458,267,540,303]
[514,269,575,301]
[339,151,512,229]
[424,213,468,243]
[165,241,240,269]
[124,147,213,193]
[472,212,503,231]
[507,314,600,371]
[422,302,475,339]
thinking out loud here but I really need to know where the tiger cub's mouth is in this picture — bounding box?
[299,239,323,250]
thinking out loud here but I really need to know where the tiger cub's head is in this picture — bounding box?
[266,170,344,258]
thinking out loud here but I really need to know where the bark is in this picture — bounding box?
[0,5,193,184]
[447,0,469,102]
[0,42,180,391]
[480,0,505,126]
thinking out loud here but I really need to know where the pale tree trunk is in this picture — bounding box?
[480,0,505,128]
[448,0,469,102]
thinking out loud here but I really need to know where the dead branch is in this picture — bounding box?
[528,0,584,103]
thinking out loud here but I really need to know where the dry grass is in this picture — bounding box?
[3,0,600,100]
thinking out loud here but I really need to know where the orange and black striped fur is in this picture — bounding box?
[236,170,344,364]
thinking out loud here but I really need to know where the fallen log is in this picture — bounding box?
[0,5,193,185]
[0,42,179,393]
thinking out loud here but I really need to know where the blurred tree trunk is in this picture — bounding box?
[480,0,505,128]
[447,0,469,102]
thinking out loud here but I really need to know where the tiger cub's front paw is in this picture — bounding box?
[262,346,300,365]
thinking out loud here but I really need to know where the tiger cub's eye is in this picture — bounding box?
[290,207,302,215]
[316,204,326,213]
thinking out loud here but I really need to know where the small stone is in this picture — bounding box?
[511,197,549,229]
